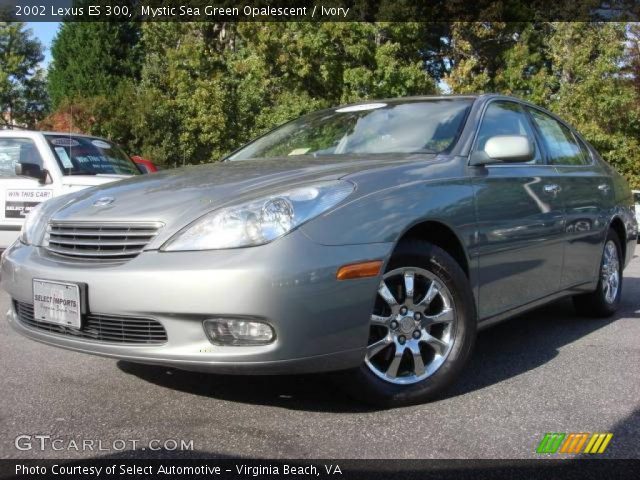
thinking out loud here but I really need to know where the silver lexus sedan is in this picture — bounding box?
[2,95,637,406]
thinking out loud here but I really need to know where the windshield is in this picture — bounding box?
[229,99,473,161]
[45,135,140,176]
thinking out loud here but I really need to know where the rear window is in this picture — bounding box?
[527,108,589,166]
[45,135,140,176]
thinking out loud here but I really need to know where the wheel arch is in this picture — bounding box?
[394,220,471,279]
[609,216,627,263]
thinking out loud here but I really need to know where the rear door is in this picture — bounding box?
[526,107,610,288]
[471,100,566,319]
[0,136,54,247]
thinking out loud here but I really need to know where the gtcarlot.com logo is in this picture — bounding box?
[15,435,194,452]
[536,432,613,454]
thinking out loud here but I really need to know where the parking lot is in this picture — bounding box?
[0,255,638,460]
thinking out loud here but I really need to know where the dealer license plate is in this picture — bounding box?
[33,279,81,328]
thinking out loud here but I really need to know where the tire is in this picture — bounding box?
[572,229,623,318]
[337,240,476,407]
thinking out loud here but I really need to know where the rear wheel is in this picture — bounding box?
[572,229,623,318]
[339,240,476,407]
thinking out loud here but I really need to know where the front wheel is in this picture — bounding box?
[338,240,476,407]
[572,229,623,318]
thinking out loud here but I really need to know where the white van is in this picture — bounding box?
[0,131,140,249]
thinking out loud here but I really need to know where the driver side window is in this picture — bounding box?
[0,138,44,177]
[476,101,541,164]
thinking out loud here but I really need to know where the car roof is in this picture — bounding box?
[0,130,104,139]
[291,94,483,123]
[335,94,478,108]
[333,93,530,105]
[310,93,541,119]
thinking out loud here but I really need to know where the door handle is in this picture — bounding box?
[543,184,561,194]
[598,184,610,193]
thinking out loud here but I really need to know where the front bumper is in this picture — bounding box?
[1,231,393,374]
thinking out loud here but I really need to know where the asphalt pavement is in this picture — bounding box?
[0,255,638,460]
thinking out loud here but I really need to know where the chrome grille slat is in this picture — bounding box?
[45,246,145,258]
[49,229,158,237]
[81,324,164,334]
[82,319,162,328]
[48,238,150,247]
[14,301,167,345]
[81,325,165,335]
[45,221,162,261]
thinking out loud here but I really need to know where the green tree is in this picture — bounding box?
[445,22,523,93]
[545,22,640,187]
[45,21,144,152]
[447,22,640,188]
[627,23,640,98]
[133,23,232,166]
[0,22,47,128]
[48,21,142,108]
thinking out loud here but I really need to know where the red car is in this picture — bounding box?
[131,156,159,173]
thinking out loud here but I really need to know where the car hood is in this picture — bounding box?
[60,174,132,188]
[47,156,422,244]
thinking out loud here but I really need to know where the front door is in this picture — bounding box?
[471,101,566,319]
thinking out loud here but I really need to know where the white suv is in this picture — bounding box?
[0,131,140,248]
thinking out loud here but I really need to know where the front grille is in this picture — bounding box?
[14,301,168,345]
[45,221,162,261]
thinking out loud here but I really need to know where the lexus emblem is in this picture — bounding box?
[93,196,115,207]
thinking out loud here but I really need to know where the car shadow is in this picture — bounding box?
[447,292,638,399]
[117,277,639,412]
[117,361,371,413]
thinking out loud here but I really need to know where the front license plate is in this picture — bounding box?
[33,279,81,328]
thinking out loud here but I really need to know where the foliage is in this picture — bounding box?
[47,21,142,109]
[0,22,47,128]
[130,22,436,165]
[38,97,97,133]
[545,23,640,187]
[446,22,640,189]
[37,21,640,187]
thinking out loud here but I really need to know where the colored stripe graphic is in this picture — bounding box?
[537,433,613,454]
[537,433,565,454]
[583,433,613,454]
[559,433,589,454]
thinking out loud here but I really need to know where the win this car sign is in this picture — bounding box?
[5,189,52,218]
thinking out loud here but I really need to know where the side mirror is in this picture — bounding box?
[470,135,534,166]
[15,162,49,184]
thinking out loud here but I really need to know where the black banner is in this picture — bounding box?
[1,0,639,22]
[1,459,639,480]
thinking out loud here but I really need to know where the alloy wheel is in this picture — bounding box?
[601,240,620,304]
[365,267,457,385]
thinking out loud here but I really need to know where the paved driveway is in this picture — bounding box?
[1,255,638,459]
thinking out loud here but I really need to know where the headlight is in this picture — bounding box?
[162,180,354,251]
[19,202,48,245]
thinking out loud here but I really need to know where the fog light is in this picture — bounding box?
[203,318,275,346]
